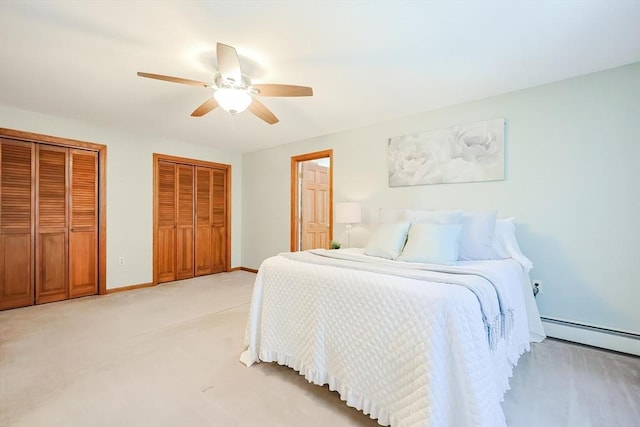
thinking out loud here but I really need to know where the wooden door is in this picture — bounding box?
[0,140,35,310]
[154,154,230,282]
[176,164,194,280]
[211,169,226,273]
[195,167,212,276]
[301,162,329,250]
[0,128,105,303]
[156,161,176,283]
[69,149,98,298]
[36,145,68,304]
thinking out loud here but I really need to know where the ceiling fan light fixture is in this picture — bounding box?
[214,88,252,114]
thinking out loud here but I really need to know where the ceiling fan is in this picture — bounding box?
[137,42,313,125]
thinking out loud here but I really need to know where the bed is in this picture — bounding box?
[240,211,545,427]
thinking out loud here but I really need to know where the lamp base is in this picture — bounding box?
[345,223,352,248]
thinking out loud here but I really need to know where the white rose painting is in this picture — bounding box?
[388,118,505,186]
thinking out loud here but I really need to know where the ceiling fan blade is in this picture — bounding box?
[137,72,210,88]
[217,43,242,84]
[248,98,279,125]
[252,84,313,97]
[191,98,219,117]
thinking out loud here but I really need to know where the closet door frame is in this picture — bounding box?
[0,128,107,295]
[152,153,231,285]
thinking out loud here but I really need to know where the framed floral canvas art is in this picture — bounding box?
[388,118,505,186]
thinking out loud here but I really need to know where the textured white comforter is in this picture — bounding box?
[240,250,542,427]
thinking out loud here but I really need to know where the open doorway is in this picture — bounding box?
[290,150,333,251]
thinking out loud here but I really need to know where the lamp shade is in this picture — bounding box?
[335,202,362,224]
[213,88,252,114]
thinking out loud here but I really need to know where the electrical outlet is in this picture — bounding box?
[118,257,125,266]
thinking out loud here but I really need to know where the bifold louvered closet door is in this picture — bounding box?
[1,135,100,310]
[0,140,34,309]
[195,166,227,276]
[154,155,230,284]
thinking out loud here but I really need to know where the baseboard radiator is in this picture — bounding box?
[541,316,640,356]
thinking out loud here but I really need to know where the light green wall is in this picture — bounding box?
[242,62,640,334]
[2,63,638,335]
[0,106,243,289]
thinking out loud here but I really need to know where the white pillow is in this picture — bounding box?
[458,210,497,260]
[492,218,513,260]
[364,221,411,259]
[397,222,463,265]
[403,209,462,224]
[492,218,533,271]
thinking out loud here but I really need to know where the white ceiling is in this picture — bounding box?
[1,1,639,154]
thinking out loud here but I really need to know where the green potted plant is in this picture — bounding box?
[330,240,341,249]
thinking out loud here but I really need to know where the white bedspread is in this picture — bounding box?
[240,250,544,427]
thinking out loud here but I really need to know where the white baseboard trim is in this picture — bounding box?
[541,317,640,356]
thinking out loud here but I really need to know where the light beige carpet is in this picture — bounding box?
[1,271,638,427]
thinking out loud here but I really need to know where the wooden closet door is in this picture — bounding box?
[69,149,98,298]
[0,140,35,310]
[211,168,226,273]
[195,167,212,276]
[36,145,68,304]
[156,161,176,283]
[176,164,194,280]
